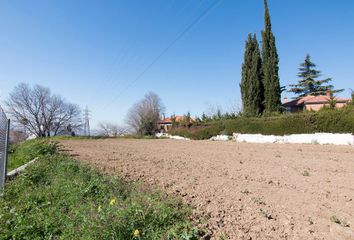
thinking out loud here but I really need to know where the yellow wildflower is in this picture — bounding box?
[97,205,102,212]
[133,229,140,237]
[109,198,117,206]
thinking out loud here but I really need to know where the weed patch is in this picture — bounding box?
[330,215,350,227]
[260,208,274,220]
[302,170,310,177]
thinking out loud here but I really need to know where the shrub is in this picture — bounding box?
[223,113,318,135]
[170,106,354,139]
[170,122,224,140]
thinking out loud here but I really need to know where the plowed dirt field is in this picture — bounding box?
[60,139,354,239]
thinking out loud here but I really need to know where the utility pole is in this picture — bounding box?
[83,106,90,136]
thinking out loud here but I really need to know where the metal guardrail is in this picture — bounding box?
[0,106,10,194]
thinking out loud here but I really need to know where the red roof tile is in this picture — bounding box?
[158,115,195,124]
[283,95,350,107]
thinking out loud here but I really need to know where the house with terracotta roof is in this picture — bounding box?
[158,115,195,132]
[283,91,351,113]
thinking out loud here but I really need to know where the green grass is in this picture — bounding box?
[7,136,167,172]
[7,139,57,171]
[1,140,202,239]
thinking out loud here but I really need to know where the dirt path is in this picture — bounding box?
[60,139,354,239]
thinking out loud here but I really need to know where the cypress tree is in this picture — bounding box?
[288,54,344,98]
[241,34,253,115]
[250,34,264,115]
[261,0,281,113]
[241,34,264,116]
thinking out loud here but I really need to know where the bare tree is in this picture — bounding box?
[97,121,127,137]
[5,83,82,137]
[126,92,165,135]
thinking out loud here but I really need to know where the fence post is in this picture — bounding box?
[0,119,9,195]
[4,119,10,179]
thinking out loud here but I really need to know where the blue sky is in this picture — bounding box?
[0,0,353,127]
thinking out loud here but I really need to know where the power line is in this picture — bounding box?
[97,0,177,99]
[102,0,223,110]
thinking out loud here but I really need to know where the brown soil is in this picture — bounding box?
[60,139,354,240]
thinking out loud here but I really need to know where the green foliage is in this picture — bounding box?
[228,106,354,135]
[241,34,264,116]
[261,0,281,114]
[327,93,337,109]
[211,109,221,121]
[1,141,202,239]
[171,115,178,127]
[288,54,343,97]
[171,106,354,139]
[201,113,209,122]
[223,114,317,135]
[139,117,156,136]
[179,112,192,128]
[315,105,354,133]
[120,134,160,139]
[170,122,225,140]
[8,139,58,171]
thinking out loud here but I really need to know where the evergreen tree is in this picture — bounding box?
[327,91,337,109]
[261,0,281,113]
[240,34,264,116]
[240,34,253,115]
[250,34,264,114]
[288,54,343,97]
[201,112,208,122]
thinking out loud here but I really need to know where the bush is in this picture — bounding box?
[315,105,354,133]
[170,122,224,140]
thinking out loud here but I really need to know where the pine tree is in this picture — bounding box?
[240,34,264,116]
[288,54,343,97]
[261,0,281,113]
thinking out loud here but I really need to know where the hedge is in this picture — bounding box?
[170,106,354,140]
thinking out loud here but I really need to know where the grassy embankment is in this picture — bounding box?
[8,135,165,171]
[7,139,57,171]
[1,140,202,239]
